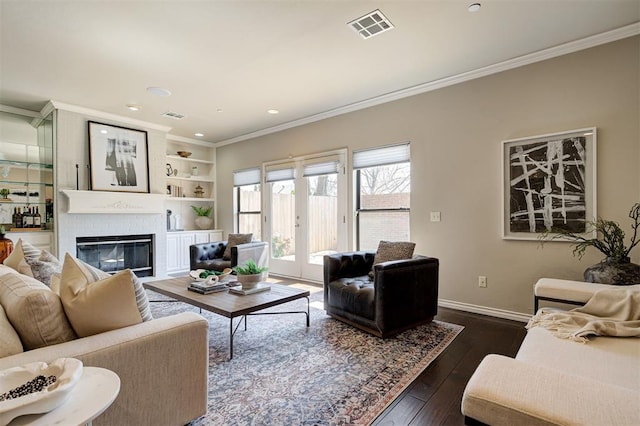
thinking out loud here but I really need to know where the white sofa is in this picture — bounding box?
[461,279,640,426]
[0,264,210,425]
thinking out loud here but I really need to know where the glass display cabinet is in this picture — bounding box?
[0,110,54,249]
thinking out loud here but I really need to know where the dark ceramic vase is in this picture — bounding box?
[0,233,13,264]
[583,257,640,285]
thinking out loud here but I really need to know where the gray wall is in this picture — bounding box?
[216,36,640,316]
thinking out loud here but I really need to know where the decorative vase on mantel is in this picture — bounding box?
[194,216,213,230]
[584,256,640,285]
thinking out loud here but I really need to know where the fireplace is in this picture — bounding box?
[76,234,154,277]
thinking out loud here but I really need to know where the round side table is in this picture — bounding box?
[8,366,120,426]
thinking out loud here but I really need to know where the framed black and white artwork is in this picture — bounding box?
[88,121,149,193]
[502,128,597,240]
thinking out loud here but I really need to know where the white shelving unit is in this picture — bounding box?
[165,136,217,231]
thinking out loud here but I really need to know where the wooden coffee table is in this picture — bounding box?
[144,276,310,359]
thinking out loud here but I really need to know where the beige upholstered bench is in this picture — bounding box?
[534,278,640,312]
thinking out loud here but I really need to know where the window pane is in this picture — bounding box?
[358,210,410,250]
[270,180,296,259]
[239,184,261,211]
[239,213,261,236]
[359,163,410,208]
[356,160,411,250]
[307,174,338,264]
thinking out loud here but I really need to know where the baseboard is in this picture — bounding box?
[438,299,531,323]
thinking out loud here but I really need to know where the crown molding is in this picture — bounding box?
[49,100,173,133]
[216,22,640,147]
[0,104,41,118]
[166,133,215,147]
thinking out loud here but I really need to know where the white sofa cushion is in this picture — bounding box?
[535,278,640,303]
[462,354,640,426]
[517,326,640,391]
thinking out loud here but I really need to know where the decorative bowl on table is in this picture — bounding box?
[176,151,192,158]
[0,358,83,425]
[189,268,232,282]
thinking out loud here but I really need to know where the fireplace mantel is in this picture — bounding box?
[61,190,166,214]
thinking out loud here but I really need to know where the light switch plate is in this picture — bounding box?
[430,211,441,222]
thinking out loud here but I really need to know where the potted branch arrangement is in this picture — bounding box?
[234,259,268,290]
[191,205,213,230]
[539,203,640,285]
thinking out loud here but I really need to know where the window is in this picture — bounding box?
[234,168,261,237]
[353,143,410,250]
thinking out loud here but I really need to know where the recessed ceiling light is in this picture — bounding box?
[146,86,172,97]
[126,104,140,111]
[267,109,280,115]
[194,133,204,137]
[100,129,108,134]
[216,109,224,113]
[468,3,481,12]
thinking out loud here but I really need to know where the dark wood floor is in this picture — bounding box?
[371,307,527,426]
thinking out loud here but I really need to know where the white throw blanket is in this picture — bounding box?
[527,287,640,343]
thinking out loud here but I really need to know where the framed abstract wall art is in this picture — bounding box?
[88,121,150,193]
[502,128,597,240]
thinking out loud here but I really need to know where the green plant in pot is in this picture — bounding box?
[539,203,640,285]
[0,188,9,199]
[234,259,268,290]
[191,205,213,230]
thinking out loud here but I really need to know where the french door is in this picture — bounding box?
[264,150,347,282]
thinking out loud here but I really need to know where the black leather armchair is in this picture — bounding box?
[323,251,438,338]
[189,241,268,272]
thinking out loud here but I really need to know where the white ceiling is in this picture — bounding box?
[1,1,639,145]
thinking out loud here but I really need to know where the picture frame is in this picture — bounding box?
[502,127,597,240]
[88,121,149,193]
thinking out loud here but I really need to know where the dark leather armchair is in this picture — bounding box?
[323,251,438,338]
[189,241,268,272]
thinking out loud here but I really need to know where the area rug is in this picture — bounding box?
[148,288,463,425]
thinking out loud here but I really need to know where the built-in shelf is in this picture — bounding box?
[166,196,215,202]
[166,155,214,165]
[61,190,166,214]
[166,176,215,183]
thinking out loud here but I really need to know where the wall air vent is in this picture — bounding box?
[348,9,394,39]
[161,111,186,120]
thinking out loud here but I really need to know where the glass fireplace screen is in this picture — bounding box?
[76,234,154,277]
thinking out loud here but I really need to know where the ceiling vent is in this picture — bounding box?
[348,9,394,39]
[161,111,186,120]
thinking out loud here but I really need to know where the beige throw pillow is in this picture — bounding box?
[223,233,253,260]
[0,271,77,350]
[0,304,23,357]
[3,239,40,277]
[59,254,152,337]
[369,241,416,278]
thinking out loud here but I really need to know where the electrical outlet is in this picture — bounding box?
[478,276,487,288]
